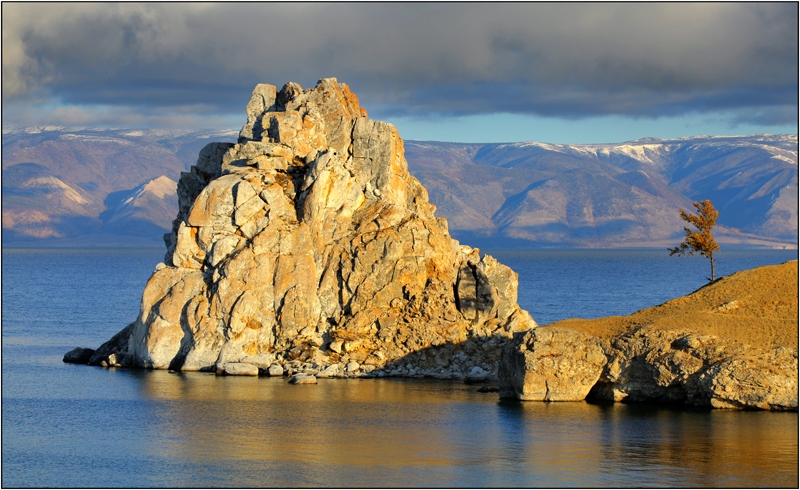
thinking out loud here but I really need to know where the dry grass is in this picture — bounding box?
[548,260,798,351]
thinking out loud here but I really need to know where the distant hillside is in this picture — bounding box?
[2,127,237,246]
[405,135,797,248]
[2,127,797,248]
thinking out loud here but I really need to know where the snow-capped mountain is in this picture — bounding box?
[405,134,797,248]
[2,127,237,246]
[2,128,796,248]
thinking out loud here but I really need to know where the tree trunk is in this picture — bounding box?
[710,253,715,281]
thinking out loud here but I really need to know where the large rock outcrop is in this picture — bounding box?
[83,78,536,378]
[500,325,798,409]
[591,326,797,409]
[499,261,799,410]
[498,328,606,401]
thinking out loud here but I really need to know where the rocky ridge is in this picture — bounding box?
[70,78,536,379]
[498,260,798,410]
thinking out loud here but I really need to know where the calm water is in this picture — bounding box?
[2,248,798,487]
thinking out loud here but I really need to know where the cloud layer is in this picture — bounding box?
[3,3,797,128]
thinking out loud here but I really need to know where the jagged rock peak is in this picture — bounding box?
[89,78,538,379]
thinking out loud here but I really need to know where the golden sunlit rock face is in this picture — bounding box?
[499,261,799,410]
[92,78,537,378]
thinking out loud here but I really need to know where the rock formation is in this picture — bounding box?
[498,328,606,401]
[499,261,799,410]
[78,78,536,379]
[500,325,798,409]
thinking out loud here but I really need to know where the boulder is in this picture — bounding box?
[63,347,95,364]
[464,366,490,384]
[240,353,275,370]
[498,328,607,401]
[696,354,798,410]
[105,353,123,367]
[217,363,259,376]
[87,322,135,367]
[289,374,317,385]
[316,364,340,378]
[86,78,537,379]
[267,364,284,377]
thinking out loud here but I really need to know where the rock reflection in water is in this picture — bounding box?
[133,371,798,487]
[501,400,798,487]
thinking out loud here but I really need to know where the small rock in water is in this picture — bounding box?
[289,374,317,385]
[63,347,95,364]
[217,363,259,376]
[477,386,499,393]
[267,364,285,376]
[107,353,122,367]
[465,366,489,384]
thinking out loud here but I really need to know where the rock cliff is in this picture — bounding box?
[499,260,798,410]
[76,78,536,379]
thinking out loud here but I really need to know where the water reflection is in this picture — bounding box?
[590,403,799,487]
[130,371,797,487]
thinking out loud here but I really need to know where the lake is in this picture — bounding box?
[2,247,797,487]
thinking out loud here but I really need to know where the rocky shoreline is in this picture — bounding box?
[66,329,504,383]
[64,79,797,411]
[497,261,798,411]
[66,270,799,410]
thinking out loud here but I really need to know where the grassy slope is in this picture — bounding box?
[547,260,798,351]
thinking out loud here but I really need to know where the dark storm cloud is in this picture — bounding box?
[3,2,797,127]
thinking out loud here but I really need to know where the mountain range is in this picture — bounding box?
[405,135,798,248]
[2,127,797,249]
[2,128,235,246]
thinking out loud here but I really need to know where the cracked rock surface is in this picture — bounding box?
[85,78,537,379]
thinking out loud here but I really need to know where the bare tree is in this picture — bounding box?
[669,199,720,281]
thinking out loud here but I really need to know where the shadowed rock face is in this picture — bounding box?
[90,78,537,378]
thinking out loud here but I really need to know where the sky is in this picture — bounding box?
[2,2,798,144]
